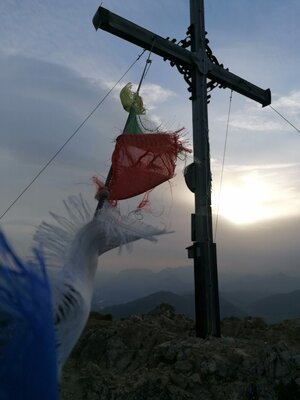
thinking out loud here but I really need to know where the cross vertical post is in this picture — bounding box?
[188,0,220,337]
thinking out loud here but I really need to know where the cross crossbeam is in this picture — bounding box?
[93,6,271,107]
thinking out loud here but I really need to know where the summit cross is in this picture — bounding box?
[92,0,271,338]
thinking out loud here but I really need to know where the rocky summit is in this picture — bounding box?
[60,304,300,400]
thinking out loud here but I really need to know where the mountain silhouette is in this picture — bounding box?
[97,290,246,320]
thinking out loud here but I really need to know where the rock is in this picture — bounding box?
[189,372,201,385]
[61,306,300,400]
[116,354,132,371]
[263,346,291,379]
[293,354,300,367]
[175,360,193,372]
[170,371,188,389]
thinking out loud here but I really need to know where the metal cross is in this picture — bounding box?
[92,0,271,338]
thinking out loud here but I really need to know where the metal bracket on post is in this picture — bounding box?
[186,242,201,259]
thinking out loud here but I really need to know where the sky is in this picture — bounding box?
[0,0,300,276]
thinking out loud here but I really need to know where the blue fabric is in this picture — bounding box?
[0,231,58,399]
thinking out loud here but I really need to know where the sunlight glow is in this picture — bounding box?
[212,171,298,225]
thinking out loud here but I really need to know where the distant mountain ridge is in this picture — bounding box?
[94,288,300,323]
[247,289,300,323]
[93,267,194,308]
[96,290,246,320]
[221,272,300,294]
[92,267,300,312]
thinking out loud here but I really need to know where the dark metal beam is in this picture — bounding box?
[92,6,271,107]
[207,62,271,107]
[93,6,193,67]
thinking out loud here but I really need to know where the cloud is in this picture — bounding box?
[230,109,282,132]
[273,91,300,116]
[212,160,299,173]
[0,52,129,226]
[139,83,176,110]
[0,53,125,167]
[219,90,300,133]
[97,79,177,131]
[100,80,176,111]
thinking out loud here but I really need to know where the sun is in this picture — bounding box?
[180,168,300,226]
[212,171,276,225]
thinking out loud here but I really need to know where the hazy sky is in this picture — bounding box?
[0,0,299,276]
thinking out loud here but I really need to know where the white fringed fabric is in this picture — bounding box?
[33,194,169,375]
[33,194,167,267]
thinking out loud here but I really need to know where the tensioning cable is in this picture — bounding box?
[0,49,147,221]
[214,90,233,241]
[269,105,300,134]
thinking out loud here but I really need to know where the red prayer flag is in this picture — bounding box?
[108,131,189,201]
